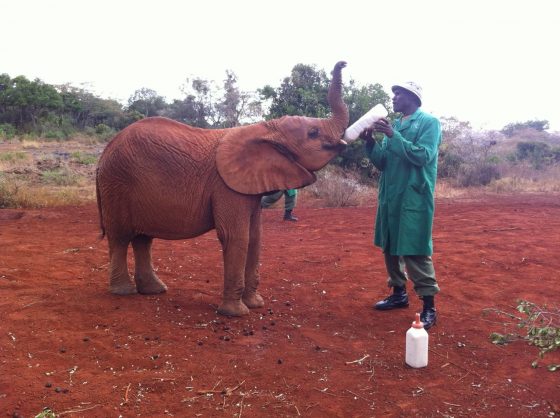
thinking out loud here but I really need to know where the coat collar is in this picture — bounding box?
[395,108,422,130]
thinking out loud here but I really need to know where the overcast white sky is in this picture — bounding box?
[2,0,559,131]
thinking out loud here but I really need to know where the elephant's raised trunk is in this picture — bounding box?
[328,61,350,134]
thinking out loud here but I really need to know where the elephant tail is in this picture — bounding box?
[95,168,105,240]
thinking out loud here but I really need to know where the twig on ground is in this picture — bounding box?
[345,354,370,365]
[238,395,245,418]
[58,404,102,416]
[345,389,371,403]
[313,388,346,397]
[455,371,470,382]
[304,403,319,411]
[197,380,245,396]
[124,383,131,404]
[430,349,483,379]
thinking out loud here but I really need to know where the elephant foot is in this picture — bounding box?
[217,300,250,317]
[136,274,168,295]
[110,280,138,295]
[243,292,265,309]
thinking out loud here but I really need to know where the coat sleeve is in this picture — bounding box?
[366,138,388,170]
[387,117,441,167]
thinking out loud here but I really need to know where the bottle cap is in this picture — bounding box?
[412,312,424,329]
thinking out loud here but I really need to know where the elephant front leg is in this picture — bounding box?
[108,239,137,295]
[216,235,250,317]
[132,235,167,294]
[242,211,265,309]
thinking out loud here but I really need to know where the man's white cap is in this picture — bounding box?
[391,82,422,105]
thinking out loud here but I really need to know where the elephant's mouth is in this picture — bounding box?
[322,142,347,153]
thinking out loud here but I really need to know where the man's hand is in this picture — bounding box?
[359,128,375,142]
[373,118,393,138]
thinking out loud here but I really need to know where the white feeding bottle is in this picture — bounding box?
[343,103,388,142]
[405,312,429,368]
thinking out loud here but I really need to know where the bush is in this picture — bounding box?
[0,123,16,139]
[456,162,500,187]
[0,175,18,208]
[438,149,463,179]
[515,141,559,169]
[306,165,374,207]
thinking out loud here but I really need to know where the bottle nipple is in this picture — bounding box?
[412,312,424,329]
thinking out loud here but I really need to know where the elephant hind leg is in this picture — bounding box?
[132,235,167,294]
[108,239,137,295]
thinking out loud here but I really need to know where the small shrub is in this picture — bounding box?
[0,175,18,208]
[306,166,374,207]
[41,168,80,186]
[44,130,67,140]
[35,407,56,418]
[456,163,500,187]
[487,300,560,371]
[94,123,116,141]
[70,151,98,165]
[0,123,17,139]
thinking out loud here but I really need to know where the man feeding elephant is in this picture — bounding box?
[96,61,349,317]
[359,82,442,330]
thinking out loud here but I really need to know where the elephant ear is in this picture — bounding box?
[216,125,316,195]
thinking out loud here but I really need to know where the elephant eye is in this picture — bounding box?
[308,127,320,139]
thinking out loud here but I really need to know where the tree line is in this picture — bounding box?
[1,64,557,185]
[0,64,389,134]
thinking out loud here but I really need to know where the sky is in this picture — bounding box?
[2,0,560,131]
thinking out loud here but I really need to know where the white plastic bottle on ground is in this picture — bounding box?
[405,313,429,368]
[343,103,388,141]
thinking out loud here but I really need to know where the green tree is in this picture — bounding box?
[502,120,549,137]
[57,84,132,131]
[260,63,331,119]
[127,88,167,117]
[335,80,391,174]
[216,70,263,127]
[170,72,262,128]
[164,95,208,128]
[0,74,63,131]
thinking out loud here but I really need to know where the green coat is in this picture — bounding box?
[366,109,442,256]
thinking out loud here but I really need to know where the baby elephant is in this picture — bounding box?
[96,61,349,316]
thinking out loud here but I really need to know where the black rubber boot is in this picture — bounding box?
[283,210,298,221]
[374,286,409,310]
[420,295,437,330]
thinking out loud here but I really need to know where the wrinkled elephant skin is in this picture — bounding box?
[96,61,349,316]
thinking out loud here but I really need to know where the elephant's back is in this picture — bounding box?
[97,117,222,238]
[99,117,221,179]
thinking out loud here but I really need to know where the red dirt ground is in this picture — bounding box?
[1,194,559,417]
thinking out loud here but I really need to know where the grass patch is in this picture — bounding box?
[22,140,41,149]
[0,151,28,162]
[70,151,98,165]
[41,168,82,186]
[0,177,95,208]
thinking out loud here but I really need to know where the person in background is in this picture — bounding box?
[261,189,298,221]
[360,81,442,330]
